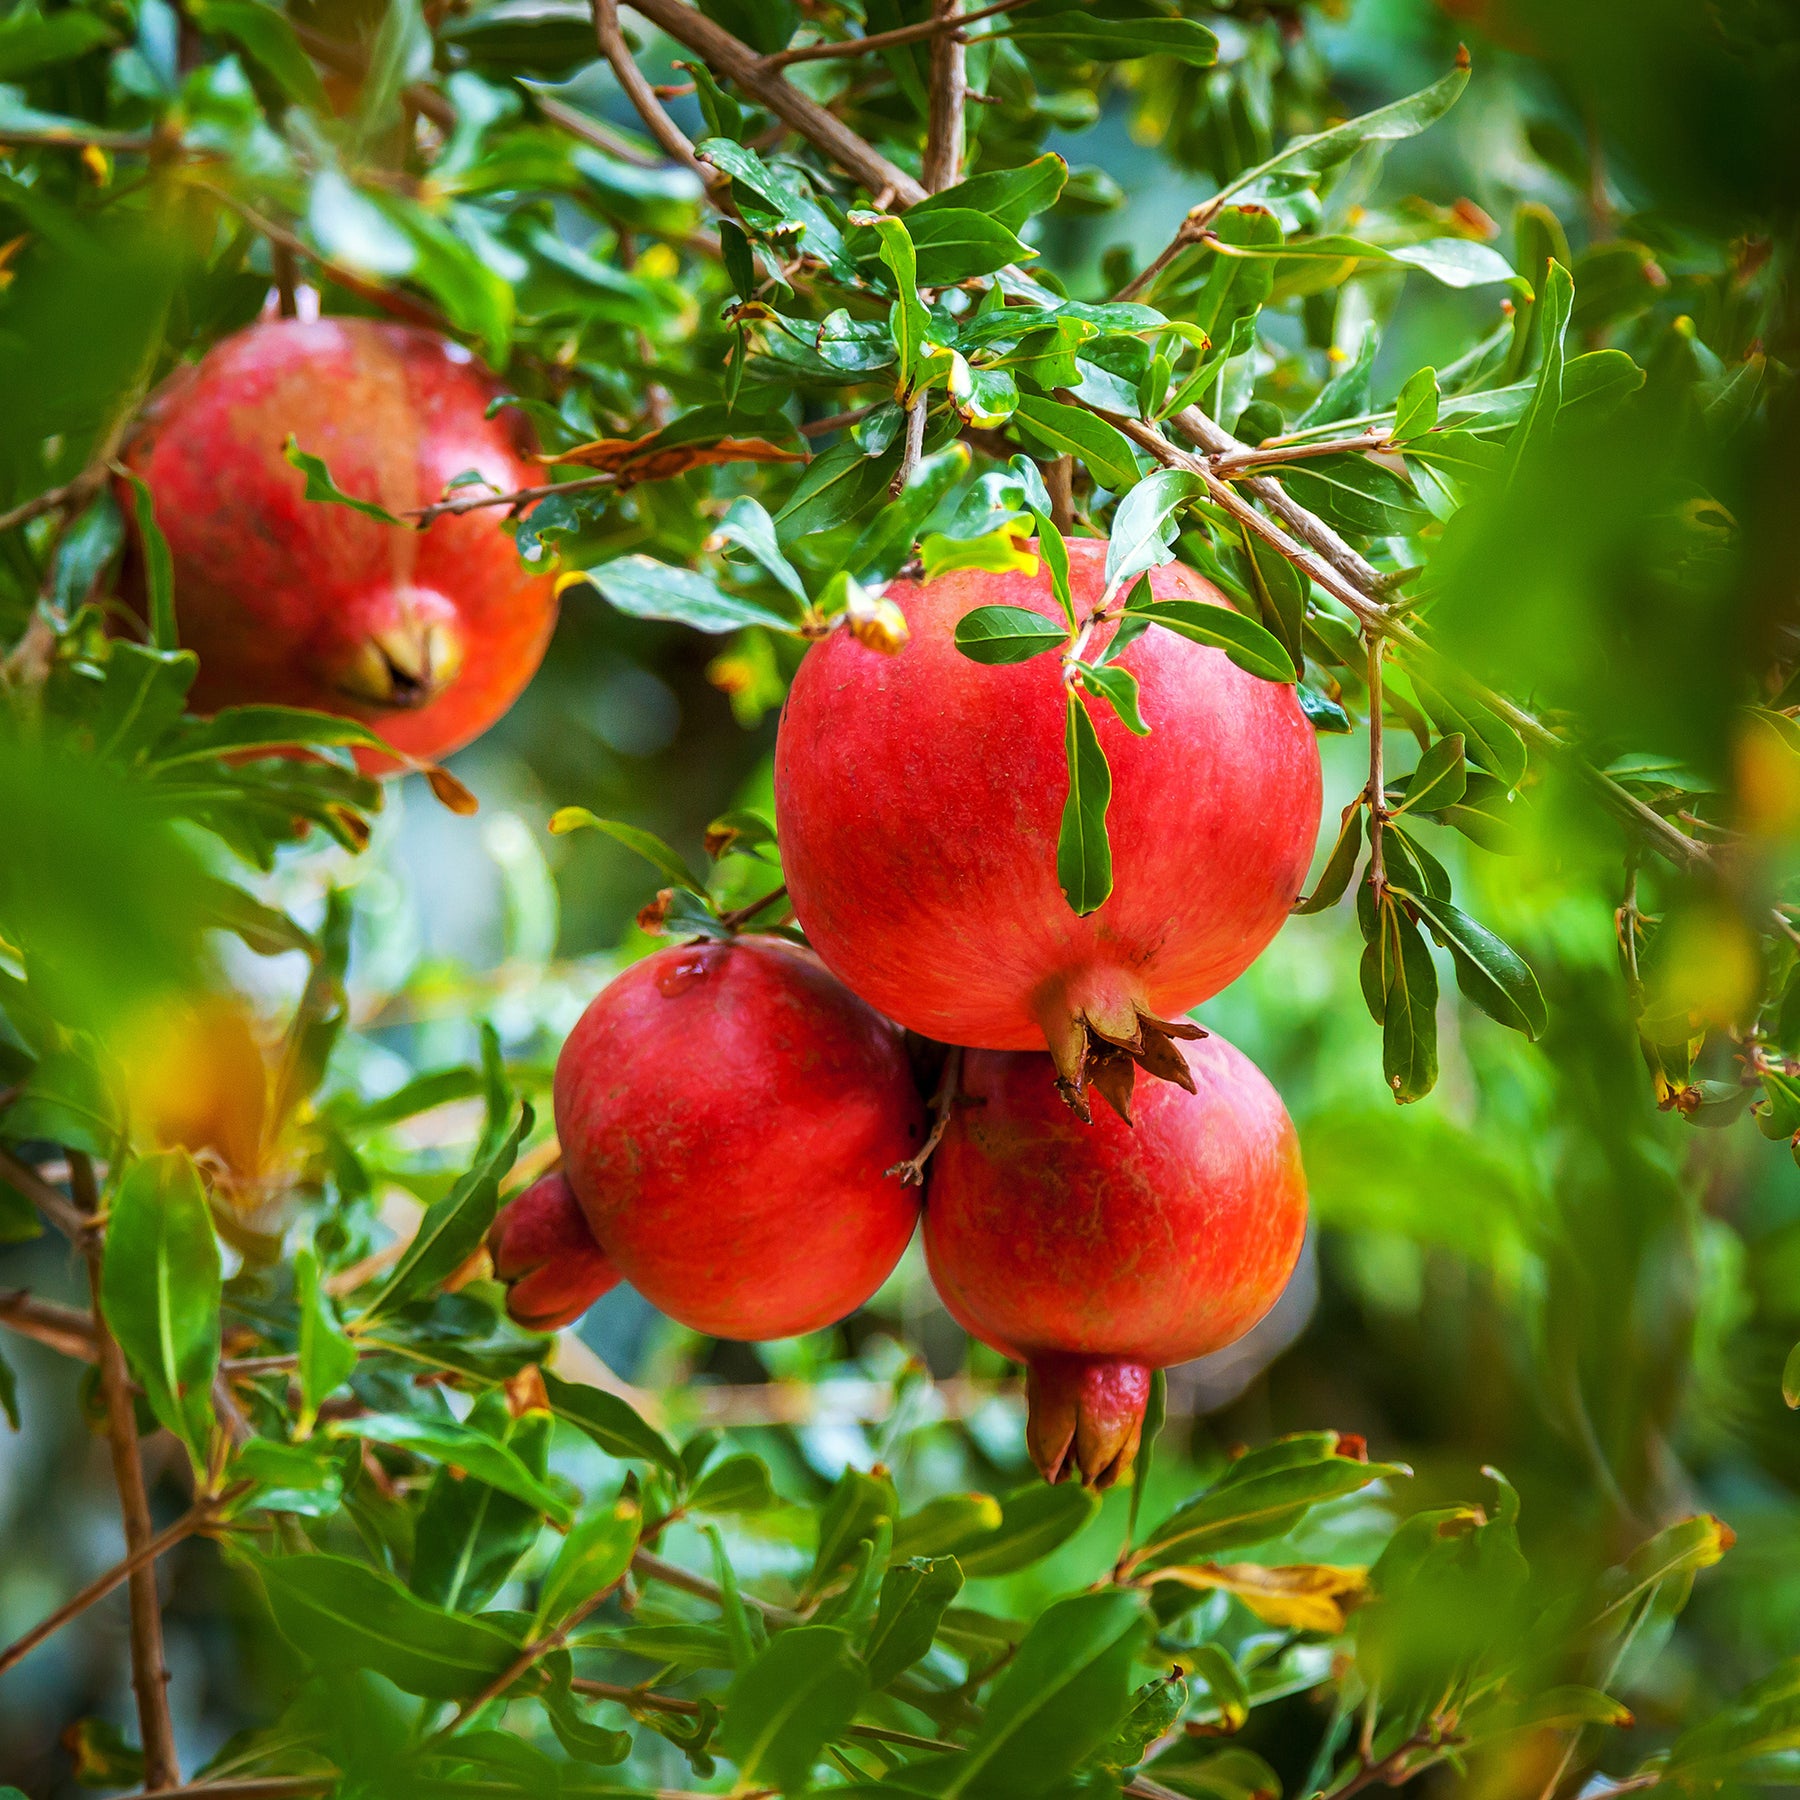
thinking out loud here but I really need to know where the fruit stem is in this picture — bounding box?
[716,883,789,931]
[888,1045,962,1186]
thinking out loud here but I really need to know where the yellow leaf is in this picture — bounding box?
[1144,1561,1371,1634]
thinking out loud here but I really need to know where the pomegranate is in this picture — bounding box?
[488,1171,622,1331]
[924,1031,1307,1486]
[774,538,1321,1113]
[551,936,925,1340]
[122,317,557,765]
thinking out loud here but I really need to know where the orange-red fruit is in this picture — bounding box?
[122,317,557,765]
[488,1172,622,1332]
[925,1030,1307,1487]
[774,540,1321,1098]
[554,936,925,1340]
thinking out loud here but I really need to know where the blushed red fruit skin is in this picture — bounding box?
[554,936,926,1341]
[773,539,1322,1056]
[489,1171,622,1332]
[925,1031,1307,1483]
[121,317,557,765]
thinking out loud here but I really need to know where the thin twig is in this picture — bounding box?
[442,1576,627,1732]
[891,399,927,495]
[108,1783,333,1800]
[596,0,710,181]
[0,1288,99,1360]
[0,467,108,538]
[407,472,618,526]
[72,1151,182,1791]
[623,0,927,204]
[1111,209,1213,304]
[765,0,1033,67]
[529,92,660,168]
[716,883,789,930]
[800,403,879,439]
[0,1145,91,1240]
[1209,429,1388,476]
[888,1045,962,1186]
[922,0,966,194]
[630,1546,801,1623]
[0,125,159,153]
[1043,455,1075,531]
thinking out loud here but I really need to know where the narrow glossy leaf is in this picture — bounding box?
[189,0,329,106]
[775,436,901,540]
[717,1625,866,1795]
[580,555,799,633]
[958,1482,1102,1578]
[1057,692,1113,917]
[1785,1341,1800,1410]
[294,1244,357,1437]
[868,215,930,389]
[1013,395,1142,492]
[1237,524,1306,671]
[0,1341,17,1430]
[533,1491,640,1630]
[890,208,1034,283]
[1403,890,1547,1039]
[149,706,399,767]
[1126,598,1297,683]
[541,1369,682,1475]
[229,1438,345,1518]
[1295,805,1363,915]
[1376,894,1439,1102]
[251,1551,518,1699]
[892,1494,1004,1561]
[1033,506,1077,630]
[357,1102,529,1324]
[412,1402,551,1613]
[1297,325,1378,429]
[808,1467,896,1594]
[689,1453,780,1514]
[0,9,116,77]
[1104,468,1205,597]
[910,153,1067,231]
[282,439,406,526]
[1580,1515,1733,1644]
[865,1557,963,1688]
[1508,258,1574,478]
[1391,366,1441,443]
[1269,455,1430,537]
[1394,734,1467,814]
[101,1151,219,1462]
[541,1658,632,1764]
[921,526,1038,583]
[119,470,177,651]
[330,1413,572,1524]
[712,496,808,605]
[953,603,1066,664]
[1184,1644,1251,1733]
[1004,12,1218,66]
[1078,660,1149,735]
[547,807,704,889]
[1408,668,1528,790]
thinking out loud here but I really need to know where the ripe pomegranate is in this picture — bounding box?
[488,1171,622,1331]
[549,935,925,1340]
[774,538,1321,1114]
[122,317,557,765]
[925,1031,1307,1486]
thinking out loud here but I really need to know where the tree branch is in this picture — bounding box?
[0,467,109,538]
[630,1546,800,1623]
[622,0,927,204]
[406,472,619,526]
[596,0,711,181]
[0,1145,91,1239]
[1209,429,1388,476]
[922,0,966,194]
[0,1287,99,1360]
[766,0,1033,68]
[72,1151,182,1792]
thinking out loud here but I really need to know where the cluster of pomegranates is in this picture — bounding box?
[129,316,1322,1488]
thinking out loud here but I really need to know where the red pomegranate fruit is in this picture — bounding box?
[925,1030,1307,1487]
[546,935,926,1341]
[488,1171,622,1331]
[774,539,1321,1111]
[122,317,557,765]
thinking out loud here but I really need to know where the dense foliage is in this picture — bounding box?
[1,0,1798,1796]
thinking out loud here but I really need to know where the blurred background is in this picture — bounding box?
[3,0,1798,1790]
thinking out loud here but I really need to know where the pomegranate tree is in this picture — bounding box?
[924,1030,1307,1487]
[774,537,1321,1112]
[542,935,925,1340]
[122,317,557,765]
[488,1171,621,1331]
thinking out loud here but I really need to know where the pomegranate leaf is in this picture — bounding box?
[548,806,705,891]
[1401,889,1547,1040]
[1104,467,1205,598]
[954,603,1065,664]
[1014,395,1143,493]
[864,1556,963,1689]
[958,1482,1102,1578]
[922,525,1039,583]
[1369,894,1439,1102]
[531,1490,640,1630]
[909,153,1068,232]
[329,1412,573,1525]
[1392,732,1468,814]
[1295,806,1364,916]
[892,1493,1004,1561]
[711,496,808,606]
[1391,365,1442,443]
[717,1626,866,1793]
[1034,506,1077,629]
[293,1243,356,1438]
[580,554,801,634]
[1126,597,1297,684]
[1077,659,1149,736]
[540,1369,681,1476]
[282,438,406,527]
[117,469,177,648]
[1057,692,1114,917]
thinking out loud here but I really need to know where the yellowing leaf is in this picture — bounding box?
[1144,1560,1371,1633]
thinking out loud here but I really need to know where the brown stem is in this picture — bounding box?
[271,241,300,319]
[800,403,879,439]
[442,1575,627,1732]
[1042,455,1075,531]
[630,1547,800,1623]
[1366,634,1387,893]
[0,467,109,539]
[717,883,789,930]
[888,1045,962,1186]
[766,0,1033,68]
[125,1784,335,1800]
[0,1145,91,1239]
[890,399,927,496]
[529,92,661,168]
[407,472,619,526]
[72,1151,182,1792]
[1209,430,1388,475]
[0,126,158,153]
[922,0,966,194]
[595,0,711,181]
[0,1288,100,1360]
[623,0,927,204]
[1110,212,1210,304]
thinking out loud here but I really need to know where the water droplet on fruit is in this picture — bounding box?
[656,950,717,996]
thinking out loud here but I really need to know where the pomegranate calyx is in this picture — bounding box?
[488,1170,621,1332]
[333,611,464,709]
[1052,1006,1210,1124]
[1026,1353,1154,1488]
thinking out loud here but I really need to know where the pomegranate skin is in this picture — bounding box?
[489,1172,622,1332]
[774,539,1322,1093]
[554,936,925,1341]
[122,317,557,765]
[925,1031,1307,1485]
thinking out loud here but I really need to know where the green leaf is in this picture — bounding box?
[412,1401,551,1613]
[808,1467,897,1595]
[689,1453,780,1514]
[533,1491,641,1630]
[921,526,1039,583]
[356,0,432,142]
[1078,660,1149,735]
[1295,805,1364,915]
[1033,504,1077,631]
[149,706,399,768]
[101,1151,219,1464]
[1125,597,1297,683]
[251,1551,518,1699]
[580,554,800,634]
[1401,890,1547,1040]
[294,1244,357,1437]
[546,807,705,890]
[717,1626,866,1795]
[1391,367,1442,443]
[189,0,329,107]
[1013,395,1142,492]
[1407,668,1528,790]
[953,604,1067,665]
[1372,892,1440,1102]
[1004,12,1218,66]
[329,1413,572,1525]
[282,438,406,526]
[861,209,1035,284]
[910,154,1067,231]
[1057,692,1114,917]
[1507,258,1575,479]
[0,9,116,78]
[230,1438,345,1517]
[1104,468,1205,597]
[119,470,177,652]
[356,1102,530,1325]
[542,1657,633,1764]
[957,1482,1102,1578]
[1267,454,1429,537]
[712,497,808,606]
[865,1557,963,1688]
[892,1494,1004,1561]
[541,1369,683,1476]
[1394,734,1467,814]
[1238,524,1306,671]
[0,1340,17,1430]
[869,215,930,389]
[775,437,901,541]
[1784,1341,1800,1409]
